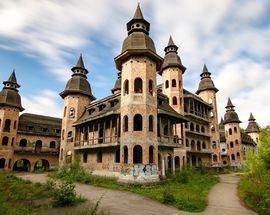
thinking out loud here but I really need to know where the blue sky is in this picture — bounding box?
[0,0,269,127]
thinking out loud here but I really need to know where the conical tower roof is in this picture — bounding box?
[160,35,186,74]
[71,54,88,75]
[196,64,218,94]
[246,113,260,133]
[111,72,121,94]
[0,70,24,111]
[223,98,241,124]
[133,4,144,19]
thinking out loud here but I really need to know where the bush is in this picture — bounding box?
[175,170,189,184]
[162,189,175,204]
[49,179,84,207]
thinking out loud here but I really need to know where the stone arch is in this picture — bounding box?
[13,159,31,171]
[133,114,143,131]
[123,146,128,164]
[172,96,177,105]
[19,139,27,147]
[172,79,176,87]
[133,145,142,164]
[134,77,143,93]
[0,158,5,168]
[175,156,180,170]
[34,159,50,171]
[149,145,154,163]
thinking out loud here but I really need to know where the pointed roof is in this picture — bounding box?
[168,35,175,46]
[196,64,218,94]
[133,3,144,19]
[226,97,235,108]
[249,112,255,121]
[71,54,88,75]
[3,69,20,88]
[220,117,224,125]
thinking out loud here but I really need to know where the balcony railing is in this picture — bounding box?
[74,135,119,148]
[14,145,58,154]
[157,135,183,147]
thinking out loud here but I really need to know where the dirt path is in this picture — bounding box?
[18,173,256,215]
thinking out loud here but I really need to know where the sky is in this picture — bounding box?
[0,0,269,128]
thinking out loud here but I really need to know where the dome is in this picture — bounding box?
[196,78,218,94]
[223,111,241,124]
[122,32,156,53]
[60,75,96,101]
[0,88,24,111]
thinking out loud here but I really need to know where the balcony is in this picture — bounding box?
[187,148,213,154]
[74,135,119,150]
[158,135,183,148]
[14,145,58,155]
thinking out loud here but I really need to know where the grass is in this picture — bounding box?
[50,164,219,212]
[0,172,106,215]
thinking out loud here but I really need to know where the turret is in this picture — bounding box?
[111,72,121,94]
[59,54,95,165]
[196,65,220,165]
[114,4,162,183]
[0,70,23,170]
[246,113,260,144]
[223,98,242,166]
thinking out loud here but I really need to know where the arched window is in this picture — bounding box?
[134,78,143,93]
[49,141,56,148]
[97,150,102,163]
[172,79,176,87]
[212,141,217,149]
[234,127,237,132]
[237,152,240,158]
[148,80,153,95]
[230,141,234,148]
[197,141,201,151]
[201,126,205,133]
[4,119,11,132]
[11,138,14,146]
[133,114,143,131]
[190,123,194,131]
[68,131,73,138]
[191,140,196,150]
[115,149,120,163]
[149,115,153,132]
[202,142,206,149]
[133,145,142,164]
[149,145,154,163]
[172,97,177,105]
[211,125,215,132]
[231,154,235,160]
[19,139,27,147]
[235,140,239,145]
[2,136,8,146]
[14,121,17,129]
[213,154,218,162]
[123,146,128,164]
[69,108,75,118]
[124,79,129,95]
[165,80,169,88]
[35,140,42,152]
[123,115,128,132]
[229,128,232,135]
[83,152,88,163]
[196,125,200,132]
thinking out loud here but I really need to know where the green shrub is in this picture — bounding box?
[162,189,175,204]
[50,180,84,207]
[175,170,189,184]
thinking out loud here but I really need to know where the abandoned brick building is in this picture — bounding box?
[0,5,259,182]
[0,71,61,171]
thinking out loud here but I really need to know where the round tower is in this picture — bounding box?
[0,70,24,170]
[59,55,95,166]
[196,65,220,166]
[246,113,260,144]
[114,4,163,183]
[223,98,242,167]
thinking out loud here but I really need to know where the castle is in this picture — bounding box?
[0,5,260,183]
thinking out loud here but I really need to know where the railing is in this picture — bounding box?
[13,145,58,153]
[75,135,119,147]
[187,148,212,153]
[158,135,183,147]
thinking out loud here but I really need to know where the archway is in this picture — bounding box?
[149,145,154,163]
[175,156,180,170]
[123,146,128,164]
[191,155,196,167]
[13,159,31,171]
[133,145,142,164]
[0,158,5,169]
[35,140,42,152]
[34,159,50,171]
[167,155,172,173]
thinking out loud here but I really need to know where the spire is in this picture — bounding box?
[168,35,175,46]
[126,4,150,35]
[3,69,20,89]
[71,54,88,77]
[196,64,218,94]
[249,112,255,121]
[220,117,224,124]
[133,3,144,19]
[226,97,235,109]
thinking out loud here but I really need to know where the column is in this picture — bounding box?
[162,157,165,177]
[172,156,175,174]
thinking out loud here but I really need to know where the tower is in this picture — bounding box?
[196,65,220,165]
[114,4,163,183]
[0,70,24,170]
[246,113,260,144]
[59,55,96,166]
[223,98,242,167]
